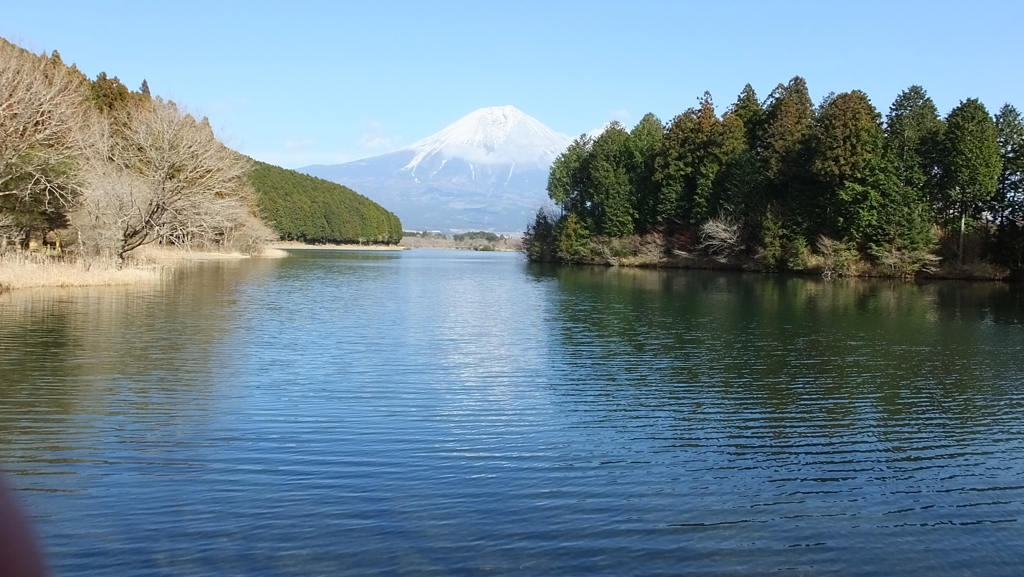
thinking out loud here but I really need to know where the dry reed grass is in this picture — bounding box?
[0,253,165,291]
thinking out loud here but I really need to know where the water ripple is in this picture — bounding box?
[2,252,1024,576]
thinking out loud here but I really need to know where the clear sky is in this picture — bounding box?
[2,1,1021,169]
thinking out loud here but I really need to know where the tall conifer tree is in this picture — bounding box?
[628,113,665,232]
[762,77,815,184]
[589,123,635,236]
[991,104,1024,267]
[547,135,593,217]
[884,86,944,195]
[729,84,765,149]
[811,90,885,239]
[940,98,1001,262]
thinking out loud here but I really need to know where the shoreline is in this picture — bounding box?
[0,245,289,292]
[530,254,1023,283]
[269,241,409,252]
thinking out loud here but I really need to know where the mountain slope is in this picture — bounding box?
[302,106,571,231]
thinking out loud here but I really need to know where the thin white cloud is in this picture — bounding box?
[253,150,359,169]
[609,108,632,125]
[211,97,250,112]
[358,120,402,152]
[359,135,397,149]
[284,138,314,150]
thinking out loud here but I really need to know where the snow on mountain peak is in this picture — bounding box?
[402,105,571,171]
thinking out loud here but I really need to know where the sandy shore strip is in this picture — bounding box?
[269,241,409,251]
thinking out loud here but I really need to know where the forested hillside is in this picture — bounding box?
[1,36,402,264]
[0,37,275,259]
[526,78,1024,278]
[249,161,402,244]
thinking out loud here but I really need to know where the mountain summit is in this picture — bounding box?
[403,105,570,171]
[301,106,571,232]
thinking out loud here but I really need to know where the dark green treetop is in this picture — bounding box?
[547,135,593,215]
[992,104,1024,219]
[991,104,1024,267]
[761,76,815,183]
[729,84,765,148]
[628,113,665,232]
[884,86,944,192]
[588,122,636,236]
[88,72,131,114]
[940,98,1001,261]
[813,90,883,186]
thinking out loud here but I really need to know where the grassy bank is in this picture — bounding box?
[0,246,288,292]
[0,253,165,291]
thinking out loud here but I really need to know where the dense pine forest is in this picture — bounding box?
[249,161,402,245]
[0,37,401,265]
[525,77,1024,279]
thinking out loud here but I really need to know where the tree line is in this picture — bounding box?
[1,37,402,262]
[525,77,1024,277]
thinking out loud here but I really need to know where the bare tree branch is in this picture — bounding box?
[0,41,92,213]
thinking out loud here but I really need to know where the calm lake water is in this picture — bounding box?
[2,249,1024,576]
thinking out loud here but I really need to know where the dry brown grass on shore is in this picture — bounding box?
[0,253,166,291]
[0,243,292,291]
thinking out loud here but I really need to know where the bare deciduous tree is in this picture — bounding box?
[0,212,18,251]
[76,98,255,259]
[0,40,92,218]
[698,216,744,262]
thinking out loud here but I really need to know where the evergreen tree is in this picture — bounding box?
[992,104,1024,220]
[714,148,766,224]
[555,212,592,262]
[88,72,132,115]
[627,113,664,232]
[655,92,743,226]
[715,87,767,223]
[729,84,765,149]
[761,77,815,184]
[547,135,593,216]
[884,86,944,194]
[588,122,635,236]
[991,104,1024,267]
[811,90,884,238]
[140,79,151,97]
[760,77,816,239]
[835,155,934,259]
[711,112,747,214]
[939,98,1002,263]
[813,91,882,185]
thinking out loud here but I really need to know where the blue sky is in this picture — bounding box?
[2,1,1021,169]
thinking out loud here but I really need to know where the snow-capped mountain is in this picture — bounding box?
[301,106,572,232]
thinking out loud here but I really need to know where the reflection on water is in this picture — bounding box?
[2,251,1024,576]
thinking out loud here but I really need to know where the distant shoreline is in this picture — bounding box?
[269,241,409,251]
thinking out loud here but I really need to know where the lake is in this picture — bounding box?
[1,249,1023,576]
